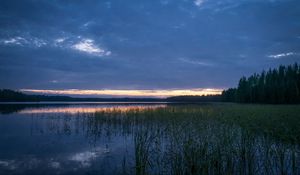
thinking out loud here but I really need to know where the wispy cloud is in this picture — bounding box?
[1,36,111,57]
[267,52,297,59]
[32,38,47,47]
[82,21,95,29]
[178,57,213,66]
[0,160,16,170]
[194,0,205,7]
[1,36,47,47]
[72,39,111,57]
[1,37,26,45]
[21,88,223,98]
[53,37,68,48]
[54,37,66,44]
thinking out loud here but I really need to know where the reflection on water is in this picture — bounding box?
[0,103,167,175]
[0,102,168,114]
[19,105,166,114]
[0,103,299,175]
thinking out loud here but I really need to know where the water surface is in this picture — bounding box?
[0,103,166,175]
[0,103,299,175]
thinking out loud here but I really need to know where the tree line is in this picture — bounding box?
[166,95,221,102]
[1,63,300,104]
[222,63,300,104]
[0,89,162,102]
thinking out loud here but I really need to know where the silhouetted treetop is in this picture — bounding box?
[222,63,300,104]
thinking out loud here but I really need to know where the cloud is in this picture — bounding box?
[49,161,60,169]
[53,37,68,48]
[194,0,205,7]
[82,21,95,29]
[267,52,297,59]
[1,36,46,48]
[178,58,213,66]
[1,0,300,90]
[32,38,47,47]
[54,38,66,44]
[1,35,112,57]
[0,160,17,170]
[1,37,26,45]
[72,39,111,57]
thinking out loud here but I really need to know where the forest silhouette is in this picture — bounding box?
[222,63,300,104]
[1,63,300,104]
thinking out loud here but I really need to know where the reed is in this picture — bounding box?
[31,104,300,174]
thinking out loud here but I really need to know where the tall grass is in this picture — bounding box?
[30,104,300,175]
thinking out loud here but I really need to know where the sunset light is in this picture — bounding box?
[21,88,223,98]
[0,0,299,174]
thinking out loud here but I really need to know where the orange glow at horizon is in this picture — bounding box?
[20,88,223,98]
[19,105,167,114]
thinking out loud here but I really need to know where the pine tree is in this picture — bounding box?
[221,63,300,104]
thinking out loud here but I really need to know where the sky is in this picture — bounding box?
[0,0,299,97]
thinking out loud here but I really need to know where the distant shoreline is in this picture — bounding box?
[0,89,222,103]
[0,101,171,104]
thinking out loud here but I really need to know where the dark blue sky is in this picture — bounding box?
[0,0,299,92]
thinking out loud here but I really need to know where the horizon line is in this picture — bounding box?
[20,88,223,98]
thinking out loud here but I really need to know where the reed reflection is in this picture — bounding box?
[2,104,299,175]
[0,104,167,114]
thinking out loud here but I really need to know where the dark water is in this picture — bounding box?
[1,103,299,175]
[0,103,167,175]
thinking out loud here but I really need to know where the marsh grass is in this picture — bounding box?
[115,104,300,175]
[29,104,300,175]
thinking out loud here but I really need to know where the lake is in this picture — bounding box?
[0,103,299,175]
